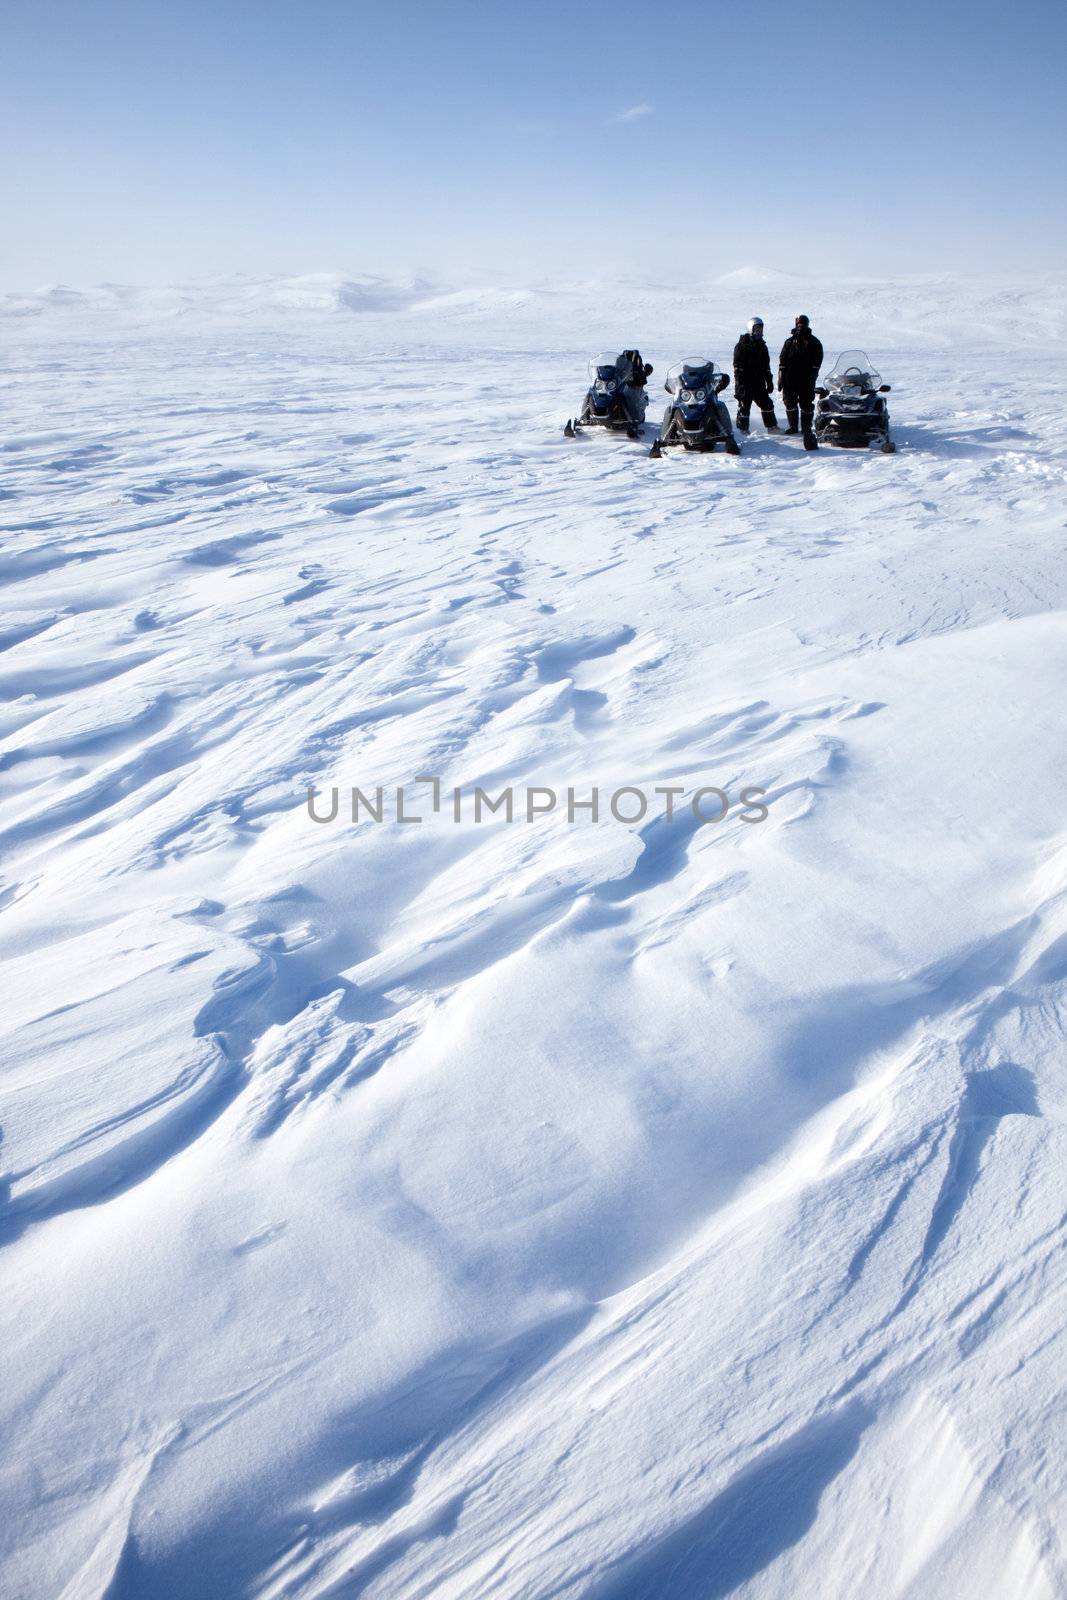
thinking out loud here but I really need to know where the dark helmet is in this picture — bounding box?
[794,314,811,329]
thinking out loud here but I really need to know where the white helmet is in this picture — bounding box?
[748,317,764,335]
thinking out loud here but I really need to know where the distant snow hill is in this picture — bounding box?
[0,272,440,320]
[2,269,1065,349]
[715,265,798,286]
[0,265,801,320]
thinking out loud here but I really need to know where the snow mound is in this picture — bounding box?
[716,265,799,285]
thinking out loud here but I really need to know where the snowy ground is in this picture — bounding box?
[1,273,1065,1599]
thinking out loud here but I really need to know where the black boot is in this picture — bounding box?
[785,408,799,434]
[735,411,749,433]
[803,431,818,451]
[761,408,780,432]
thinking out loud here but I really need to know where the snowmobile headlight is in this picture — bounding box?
[595,378,617,394]
[680,388,694,403]
[693,387,707,402]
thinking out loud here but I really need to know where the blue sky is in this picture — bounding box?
[2,0,1064,285]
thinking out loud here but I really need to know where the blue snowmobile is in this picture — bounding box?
[565,350,654,440]
[650,359,740,457]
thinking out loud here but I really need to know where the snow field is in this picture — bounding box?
[0,275,1065,1597]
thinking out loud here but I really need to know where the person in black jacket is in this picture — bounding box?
[777,315,824,445]
[732,317,779,433]
[615,348,653,430]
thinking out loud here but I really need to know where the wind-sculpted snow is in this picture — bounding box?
[0,281,1065,1598]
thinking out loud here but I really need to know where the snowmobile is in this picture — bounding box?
[649,359,740,457]
[814,352,896,452]
[564,351,653,440]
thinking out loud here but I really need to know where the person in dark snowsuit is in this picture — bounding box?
[732,317,779,433]
[777,315,824,446]
[615,348,653,430]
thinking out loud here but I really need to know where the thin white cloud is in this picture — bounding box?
[610,102,653,124]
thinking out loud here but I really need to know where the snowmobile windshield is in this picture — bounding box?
[665,359,723,396]
[589,353,626,384]
[826,351,881,390]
